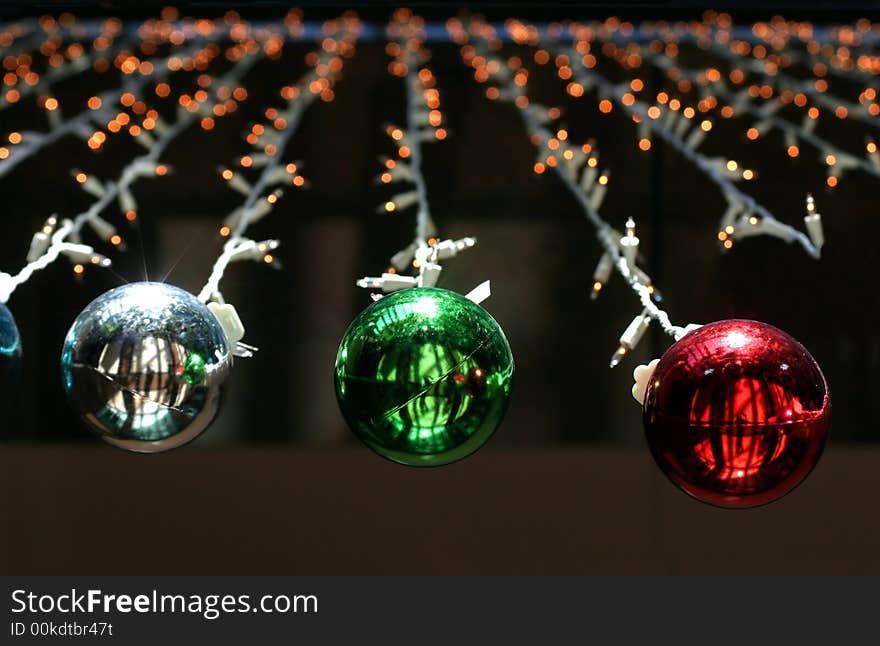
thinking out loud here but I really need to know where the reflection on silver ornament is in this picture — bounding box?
[61,282,231,453]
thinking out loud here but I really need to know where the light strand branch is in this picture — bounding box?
[646,47,880,185]
[199,15,360,304]
[0,29,270,304]
[0,40,204,179]
[588,15,880,120]
[453,18,695,367]
[0,221,97,303]
[407,65,433,246]
[405,46,431,246]
[0,20,131,115]
[357,10,477,296]
[699,23,880,133]
[198,80,311,303]
[0,19,41,56]
[586,28,880,188]
[748,26,879,89]
[534,26,822,259]
[0,18,75,68]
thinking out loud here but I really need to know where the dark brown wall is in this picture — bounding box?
[2,446,878,574]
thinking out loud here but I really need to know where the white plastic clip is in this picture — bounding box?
[465,280,491,305]
[356,273,418,292]
[208,301,251,357]
[632,358,660,404]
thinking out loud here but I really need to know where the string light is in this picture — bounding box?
[199,15,359,329]
[356,10,482,298]
[619,216,639,266]
[0,41,206,179]
[524,21,823,260]
[0,16,126,117]
[803,193,825,251]
[453,17,700,367]
[702,16,880,133]
[0,12,864,357]
[0,17,288,301]
[632,36,880,184]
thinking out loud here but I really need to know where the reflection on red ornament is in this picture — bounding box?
[643,319,831,509]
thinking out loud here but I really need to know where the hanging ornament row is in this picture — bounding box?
[0,13,836,512]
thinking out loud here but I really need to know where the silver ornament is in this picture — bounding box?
[61,282,231,452]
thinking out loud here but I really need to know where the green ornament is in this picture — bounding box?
[182,353,207,385]
[334,287,514,466]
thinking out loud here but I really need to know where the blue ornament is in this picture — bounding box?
[0,302,22,387]
[61,282,232,452]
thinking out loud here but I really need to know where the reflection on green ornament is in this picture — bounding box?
[334,287,514,466]
[183,353,207,385]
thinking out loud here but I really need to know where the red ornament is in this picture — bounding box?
[643,319,831,509]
